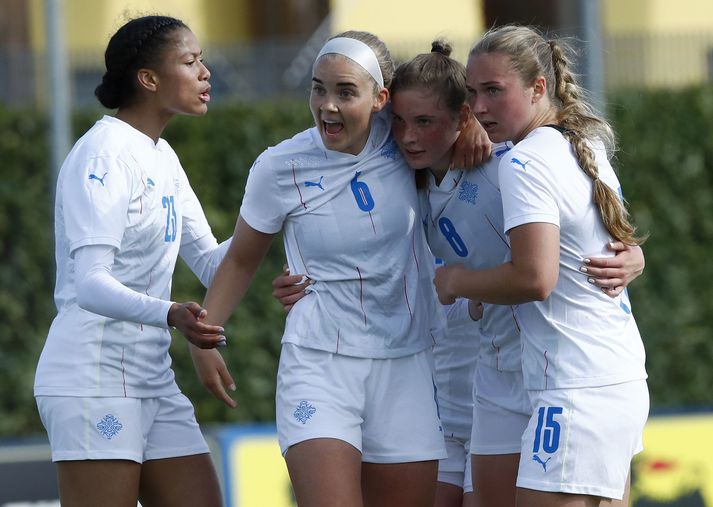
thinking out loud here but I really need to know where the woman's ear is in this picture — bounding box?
[457,103,472,131]
[531,75,547,104]
[136,68,159,93]
[372,87,390,112]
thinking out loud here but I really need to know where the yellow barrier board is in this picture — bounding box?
[632,413,713,505]
[230,435,293,507]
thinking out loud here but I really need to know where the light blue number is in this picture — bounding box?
[162,195,177,242]
[438,217,468,257]
[351,171,375,212]
[532,406,563,454]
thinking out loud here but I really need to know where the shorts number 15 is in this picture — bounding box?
[532,406,563,454]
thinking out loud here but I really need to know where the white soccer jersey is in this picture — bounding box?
[240,110,444,358]
[420,143,522,372]
[499,126,647,390]
[434,296,480,441]
[34,116,215,398]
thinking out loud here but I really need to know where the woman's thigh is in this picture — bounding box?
[57,459,141,507]
[139,453,222,507]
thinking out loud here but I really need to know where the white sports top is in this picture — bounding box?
[35,116,217,397]
[420,143,522,371]
[499,126,647,390]
[240,110,444,358]
[434,293,480,440]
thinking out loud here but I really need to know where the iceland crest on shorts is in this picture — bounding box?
[294,400,316,424]
[96,414,123,440]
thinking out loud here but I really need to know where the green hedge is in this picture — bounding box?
[1,87,711,437]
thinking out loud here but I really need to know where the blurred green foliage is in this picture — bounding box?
[1,87,711,437]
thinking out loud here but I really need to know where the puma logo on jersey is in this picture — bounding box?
[532,454,552,472]
[88,172,108,186]
[305,176,324,190]
[511,157,530,171]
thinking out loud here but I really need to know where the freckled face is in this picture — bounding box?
[309,55,386,155]
[391,87,464,173]
[466,51,537,144]
[154,28,211,117]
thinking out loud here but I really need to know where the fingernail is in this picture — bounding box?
[587,277,595,284]
[217,338,227,347]
[218,327,225,333]
[199,310,207,318]
[579,266,588,273]
[583,258,591,264]
[308,278,315,285]
[609,242,615,249]
[299,276,308,284]
[229,384,236,391]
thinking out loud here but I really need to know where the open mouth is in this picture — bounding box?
[323,120,344,137]
[199,87,211,103]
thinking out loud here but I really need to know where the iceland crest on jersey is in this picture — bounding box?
[380,138,400,160]
[458,180,479,205]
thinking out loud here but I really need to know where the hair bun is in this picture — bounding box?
[431,39,452,57]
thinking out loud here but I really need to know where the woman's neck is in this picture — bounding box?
[429,166,449,186]
[428,149,455,186]
[116,105,171,144]
[515,107,558,144]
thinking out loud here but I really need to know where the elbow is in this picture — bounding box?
[528,285,553,302]
[75,284,94,313]
[523,276,556,302]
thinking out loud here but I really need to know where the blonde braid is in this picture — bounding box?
[549,40,645,245]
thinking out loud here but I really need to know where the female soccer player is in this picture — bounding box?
[435,25,649,506]
[34,15,227,507]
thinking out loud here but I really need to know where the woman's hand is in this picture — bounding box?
[451,114,492,169]
[168,302,226,348]
[190,346,237,408]
[581,242,645,297]
[272,266,311,312]
[434,264,466,305]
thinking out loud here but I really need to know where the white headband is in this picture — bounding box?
[315,37,385,88]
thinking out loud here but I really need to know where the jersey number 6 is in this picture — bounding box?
[351,171,375,212]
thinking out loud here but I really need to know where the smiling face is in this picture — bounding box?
[151,27,211,117]
[391,86,467,175]
[466,51,544,144]
[309,54,388,155]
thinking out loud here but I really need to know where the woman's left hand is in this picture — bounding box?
[451,114,492,169]
[581,242,645,297]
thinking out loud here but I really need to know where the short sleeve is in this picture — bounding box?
[63,156,133,255]
[238,151,288,234]
[498,147,560,234]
